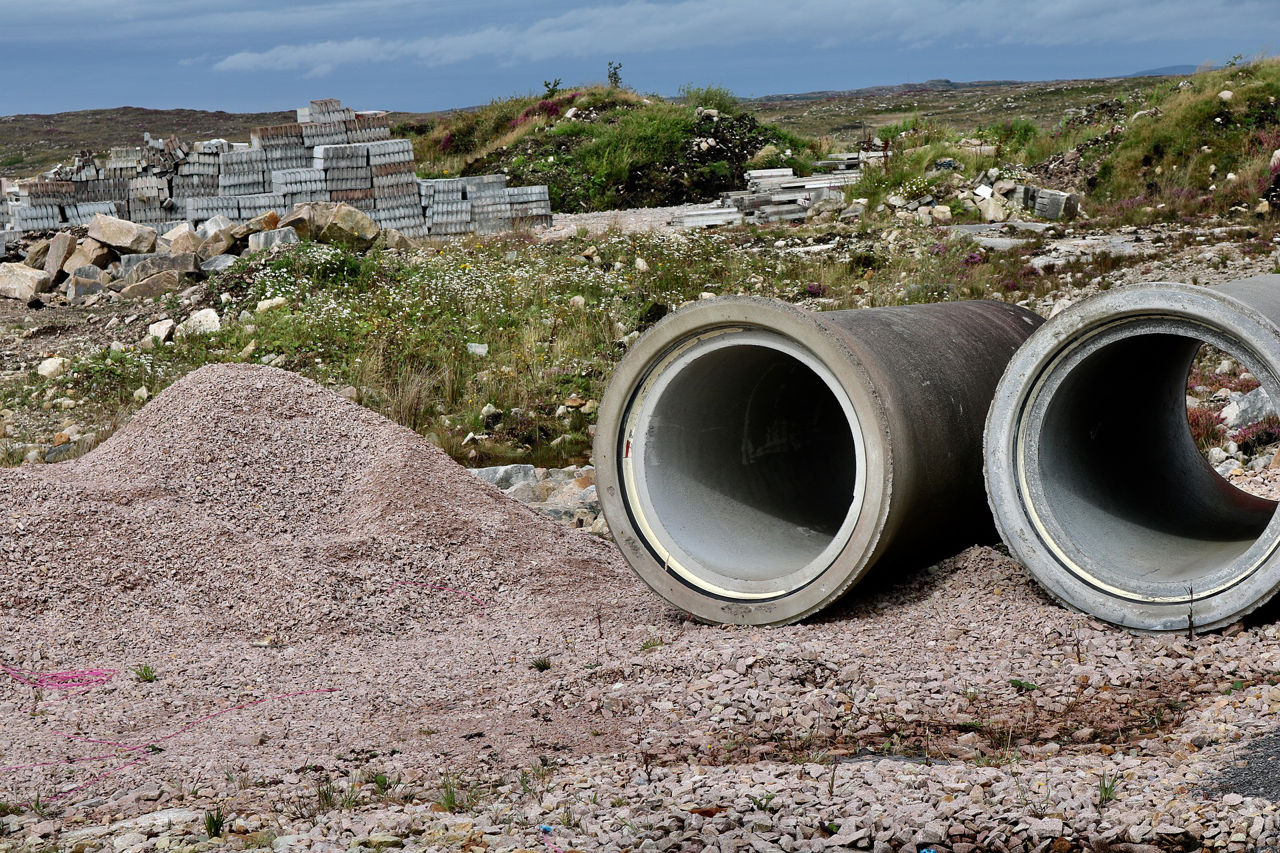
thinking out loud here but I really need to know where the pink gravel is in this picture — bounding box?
[0,364,663,806]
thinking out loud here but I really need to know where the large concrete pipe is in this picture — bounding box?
[595,296,1043,625]
[986,276,1280,632]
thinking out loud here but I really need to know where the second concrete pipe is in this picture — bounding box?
[595,297,1043,625]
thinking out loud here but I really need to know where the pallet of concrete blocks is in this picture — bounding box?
[130,199,177,226]
[9,202,63,231]
[251,122,303,150]
[370,204,426,232]
[330,188,377,211]
[372,165,418,197]
[70,163,100,182]
[345,115,392,144]
[171,174,219,200]
[325,168,373,193]
[64,201,118,227]
[313,143,369,170]
[186,196,240,222]
[26,181,75,206]
[271,168,326,197]
[506,185,553,226]
[301,121,349,149]
[303,98,356,124]
[429,199,474,235]
[366,139,413,168]
[462,174,507,197]
[238,193,286,220]
[103,147,143,178]
[129,176,169,203]
[424,178,465,202]
[74,177,129,202]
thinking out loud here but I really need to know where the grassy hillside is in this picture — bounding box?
[401,85,820,212]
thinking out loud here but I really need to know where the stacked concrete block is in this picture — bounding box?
[64,202,118,227]
[330,188,377,211]
[172,174,220,200]
[367,139,413,167]
[345,115,392,143]
[10,202,62,230]
[5,97,552,242]
[103,147,144,178]
[305,99,356,124]
[217,148,268,195]
[186,196,240,221]
[506,185,553,226]
[430,199,475,235]
[26,181,75,206]
[238,193,286,220]
[301,121,348,148]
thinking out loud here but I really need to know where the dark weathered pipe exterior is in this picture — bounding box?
[985,276,1280,632]
[595,296,1044,625]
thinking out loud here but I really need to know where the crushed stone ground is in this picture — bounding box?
[2,364,1280,850]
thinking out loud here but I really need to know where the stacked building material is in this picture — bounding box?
[672,167,861,227]
[4,98,551,240]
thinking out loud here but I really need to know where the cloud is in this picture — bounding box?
[211,0,1275,77]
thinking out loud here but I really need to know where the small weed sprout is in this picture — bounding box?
[133,664,157,683]
[639,637,663,651]
[1098,770,1121,807]
[530,656,552,672]
[204,807,225,838]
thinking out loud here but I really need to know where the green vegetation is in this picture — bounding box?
[402,84,820,212]
[530,656,552,672]
[133,664,157,683]
[1090,58,1280,221]
[203,807,225,839]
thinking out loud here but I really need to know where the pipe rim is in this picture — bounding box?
[624,328,869,599]
[986,282,1280,631]
[595,297,893,626]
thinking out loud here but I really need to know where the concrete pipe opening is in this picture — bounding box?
[986,277,1280,632]
[597,296,1043,625]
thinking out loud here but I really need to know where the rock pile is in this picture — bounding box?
[673,166,863,227]
[471,462,608,534]
[0,98,551,242]
[0,201,388,305]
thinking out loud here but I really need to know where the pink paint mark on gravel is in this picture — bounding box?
[2,664,117,697]
[2,688,339,805]
[388,581,488,616]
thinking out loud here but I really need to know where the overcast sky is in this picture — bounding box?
[3,0,1277,115]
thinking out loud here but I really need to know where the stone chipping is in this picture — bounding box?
[2,363,1280,850]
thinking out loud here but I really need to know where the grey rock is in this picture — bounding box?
[473,464,538,490]
[201,254,240,273]
[248,226,300,252]
[1222,387,1275,429]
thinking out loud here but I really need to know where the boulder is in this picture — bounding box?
[147,318,175,342]
[43,231,77,284]
[164,223,204,256]
[200,254,239,273]
[930,205,953,223]
[37,357,69,379]
[197,215,235,240]
[87,214,157,254]
[198,229,238,263]
[124,252,199,285]
[23,238,50,269]
[317,203,379,250]
[61,238,113,274]
[1271,149,1280,172]
[278,204,325,241]
[176,308,221,337]
[119,269,184,300]
[977,196,1009,223]
[377,228,412,251]
[232,211,281,241]
[0,263,51,300]
[66,276,104,303]
[247,226,299,252]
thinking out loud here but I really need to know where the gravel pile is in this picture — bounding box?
[3,364,1280,851]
